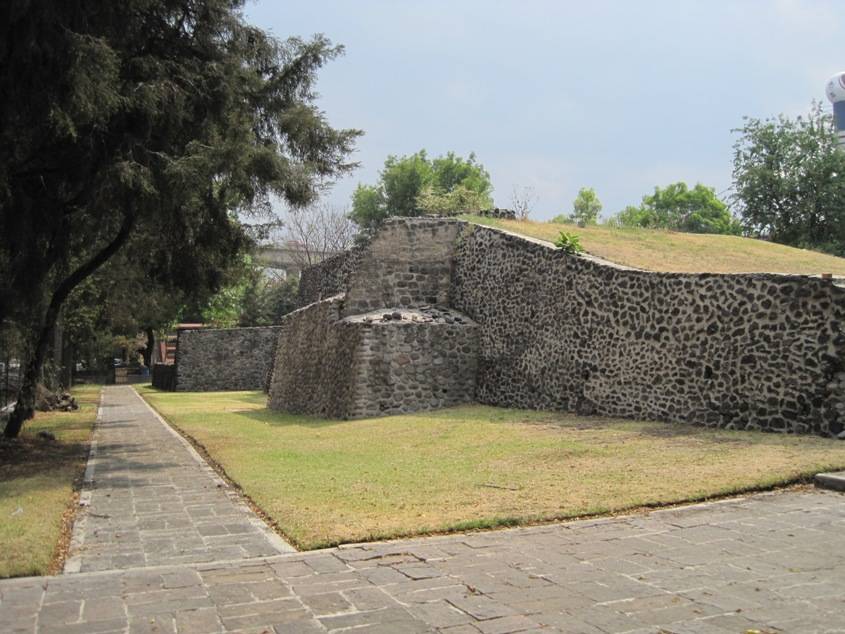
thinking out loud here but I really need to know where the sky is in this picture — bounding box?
[245,0,844,221]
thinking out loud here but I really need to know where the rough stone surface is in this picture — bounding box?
[267,297,361,418]
[175,326,282,392]
[477,207,517,219]
[281,216,845,433]
[268,303,478,418]
[64,386,291,574]
[297,245,366,306]
[342,218,463,317]
[451,223,845,435]
[344,307,478,417]
[6,488,845,633]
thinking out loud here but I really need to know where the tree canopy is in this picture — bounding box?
[0,0,360,436]
[732,102,845,254]
[611,182,740,235]
[350,150,492,230]
[553,187,602,226]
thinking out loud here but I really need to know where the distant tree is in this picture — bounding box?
[0,1,360,437]
[611,183,740,234]
[202,257,268,328]
[282,203,357,269]
[350,150,493,229]
[511,185,537,220]
[732,102,845,253]
[570,187,602,226]
[417,184,489,216]
[266,278,300,321]
[201,256,303,327]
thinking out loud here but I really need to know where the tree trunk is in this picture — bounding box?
[3,210,135,438]
[143,327,155,368]
[3,322,52,438]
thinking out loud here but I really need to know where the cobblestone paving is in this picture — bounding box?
[3,386,845,632]
[2,489,845,632]
[64,386,291,573]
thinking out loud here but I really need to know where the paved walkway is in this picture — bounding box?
[65,386,291,573]
[2,387,845,633]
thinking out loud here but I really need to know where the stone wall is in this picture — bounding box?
[297,247,366,307]
[267,298,362,417]
[268,302,478,418]
[341,307,478,418]
[450,224,845,436]
[282,217,845,434]
[342,218,462,317]
[175,326,283,392]
[477,208,517,220]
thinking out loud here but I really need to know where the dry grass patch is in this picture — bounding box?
[0,384,100,578]
[138,387,845,550]
[462,215,845,275]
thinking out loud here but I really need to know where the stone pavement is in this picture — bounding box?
[2,387,845,633]
[64,386,291,573]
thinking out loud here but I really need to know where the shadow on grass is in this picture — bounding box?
[235,407,348,429]
[0,435,89,479]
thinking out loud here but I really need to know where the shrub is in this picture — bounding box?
[554,231,584,255]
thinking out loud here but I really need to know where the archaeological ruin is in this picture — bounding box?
[164,217,845,436]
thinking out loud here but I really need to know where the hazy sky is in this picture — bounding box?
[245,0,844,221]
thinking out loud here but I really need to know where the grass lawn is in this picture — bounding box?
[0,384,100,578]
[462,215,845,276]
[138,386,845,550]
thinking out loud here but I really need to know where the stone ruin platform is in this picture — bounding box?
[268,301,478,419]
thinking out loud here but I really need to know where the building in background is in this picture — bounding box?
[827,71,845,148]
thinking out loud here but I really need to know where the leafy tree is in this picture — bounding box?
[570,187,602,226]
[0,0,360,437]
[417,184,489,216]
[611,183,740,234]
[201,252,308,327]
[266,277,300,322]
[201,256,272,328]
[732,102,845,253]
[350,151,492,229]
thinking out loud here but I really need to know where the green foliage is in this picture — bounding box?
[611,183,740,235]
[266,277,300,322]
[732,102,845,254]
[0,0,359,436]
[550,214,573,224]
[350,150,493,229]
[202,258,301,328]
[570,187,602,226]
[554,231,584,255]
[417,184,489,216]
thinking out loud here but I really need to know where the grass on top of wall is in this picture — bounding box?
[137,386,845,550]
[0,384,100,578]
[461,215,845,276]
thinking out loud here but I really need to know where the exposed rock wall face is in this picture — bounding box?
[342,219,462,317]
[450,225,845,435]
[267,303,478,418]
[342,308,479,418]
[267,298,362,417]
[297,247,366,307]
[175,326,282,392]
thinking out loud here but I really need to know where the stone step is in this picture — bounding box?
[815,472,845,492]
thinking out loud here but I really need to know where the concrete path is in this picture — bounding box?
[2,387,845,632]
[65,386,291,573]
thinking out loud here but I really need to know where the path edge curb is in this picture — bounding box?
[129,386,295,555]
